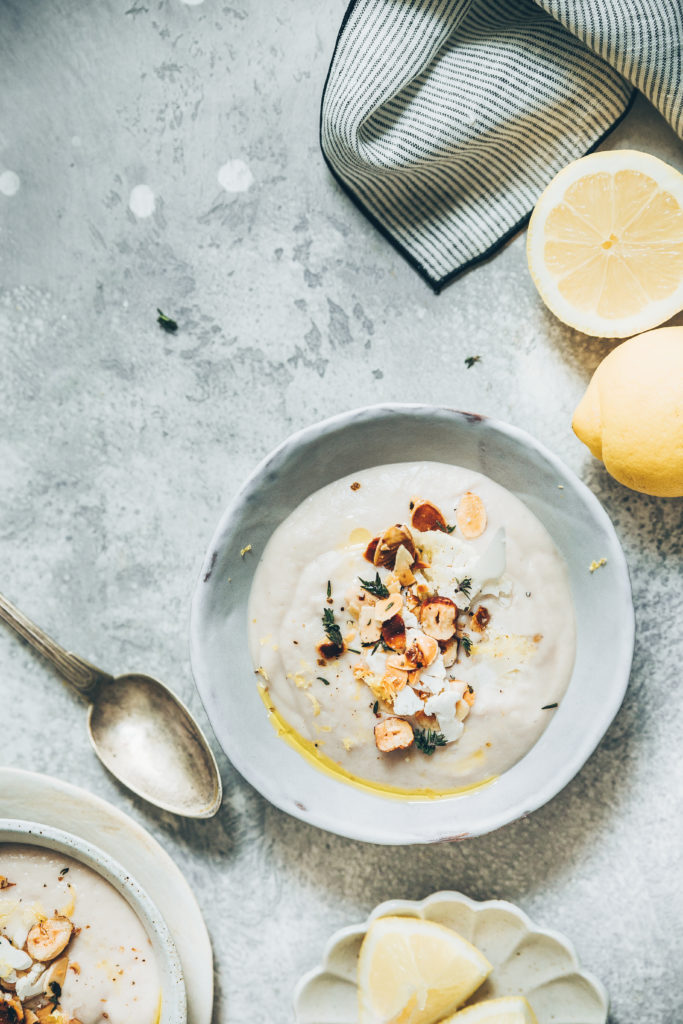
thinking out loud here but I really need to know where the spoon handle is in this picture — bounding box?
[0,592,113,700]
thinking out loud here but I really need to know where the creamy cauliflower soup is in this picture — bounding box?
[0,845,161,1024]
[248,462,576,795]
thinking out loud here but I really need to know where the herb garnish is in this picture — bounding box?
[459,636,473,656]
[48,981,61,1011]
[541,703,558,710]
[156,308,178,333]
[317,676,330,686]
[362,637,392,655]
[415,728,448,755]
[59,867,69,876]
[326,579,332,599]
[434,521,458,534]
[322,607,344,650]
[359,572,389,599]
[372,701,379,715]
[347,647,361,654]
[464,355,481,369]
[455,577,472,600]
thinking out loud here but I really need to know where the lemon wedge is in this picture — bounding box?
[573,325,683,496]
[357,916,492,1024]
[527,150,683,337]
[442,996,538,1023]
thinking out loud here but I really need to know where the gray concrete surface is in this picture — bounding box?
[1,2,682,1022]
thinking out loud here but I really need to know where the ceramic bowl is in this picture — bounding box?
[190,404,634,844]
[0,818,186,1024]
[293,891,608,1023]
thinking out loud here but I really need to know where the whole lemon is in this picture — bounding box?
[573,326,683,497]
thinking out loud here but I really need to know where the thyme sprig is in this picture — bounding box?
[414,728,448,756]
[362,637,392,655]
[322,607,344,650]
[359,572,389,599]
[455,577,472,600]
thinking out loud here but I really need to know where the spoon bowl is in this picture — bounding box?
[0,592,222,819]
[88,674,222,818]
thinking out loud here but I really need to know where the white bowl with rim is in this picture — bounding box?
[0,818,186,1024]
[190,404,634,844]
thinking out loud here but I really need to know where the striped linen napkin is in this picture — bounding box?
[320,0,683,291]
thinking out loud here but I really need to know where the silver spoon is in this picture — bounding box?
[0,592,222,819]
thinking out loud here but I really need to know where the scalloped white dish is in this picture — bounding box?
[294,892,608,1024]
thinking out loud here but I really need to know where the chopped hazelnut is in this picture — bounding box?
[470,605,490,633]
[456,492,487,539]
[381,614,406,652]
[27,916,73,962]
[419,596,458,641]
[364,537,379,563]
[441,637,459,668]
[405,632,439,667]
[373,525,416,569]
[374,717,414,752]
[411,500,447,533]
[394,545,416,586]
[359,604,382,644]
[374,593,403,622]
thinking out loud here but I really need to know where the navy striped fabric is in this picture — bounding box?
[320,0,683,290]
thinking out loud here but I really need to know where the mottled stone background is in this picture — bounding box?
[1,2,682,1022]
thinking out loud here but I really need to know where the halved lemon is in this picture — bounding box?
[357,916,492,1024]
[527,150,683,337]
[442,996,538,1023]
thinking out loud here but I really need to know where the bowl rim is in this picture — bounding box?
[190,403,635,844]
[292,889,609,1022]
[0,817,186,1024]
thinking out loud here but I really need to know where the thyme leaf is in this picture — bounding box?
[455,577,472,599]
[317,676,330,685]
[541,702,558,710]
[156,308,178,332]
[464,355,481,369]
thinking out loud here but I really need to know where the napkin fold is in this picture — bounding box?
[320,0,683,291]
